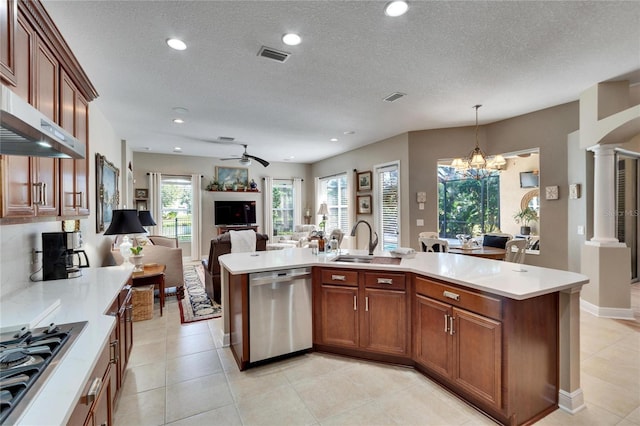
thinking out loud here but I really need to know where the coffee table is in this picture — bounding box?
[130,263,166,316]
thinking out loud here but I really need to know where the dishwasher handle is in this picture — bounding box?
[250,271,312,285]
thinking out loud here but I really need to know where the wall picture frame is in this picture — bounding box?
[216,166,249,189]
[357,171,372,192]
[135,188,148,199]
[357,195,372,214]
[96,153,120,232]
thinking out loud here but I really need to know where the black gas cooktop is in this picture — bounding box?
[0,321,87,424]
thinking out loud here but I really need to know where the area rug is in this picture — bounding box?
[179,264,222,324]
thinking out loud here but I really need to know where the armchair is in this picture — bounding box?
[202,231,269,303]
[276,224,317,248]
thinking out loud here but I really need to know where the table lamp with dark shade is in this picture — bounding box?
[104,209,146,262]
[138,210,156,226]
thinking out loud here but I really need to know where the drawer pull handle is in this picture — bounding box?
[443,290,460,301]
[377,278,393,284]
[353,295,357,311]
[332,275,346,281]
[85,377,102,405]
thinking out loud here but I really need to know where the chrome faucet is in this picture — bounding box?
[350,220,378,256]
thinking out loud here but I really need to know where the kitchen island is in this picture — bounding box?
[0,265,133,425]
[219,248,589,425]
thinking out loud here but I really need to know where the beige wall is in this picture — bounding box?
[499,153,540,236]
[132,152,311,258]
[311,133,410,250]
[408,102,579,269]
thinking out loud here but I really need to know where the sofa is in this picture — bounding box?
[108,235,184,296]
[276,224,317,248]
[202,231,269,303]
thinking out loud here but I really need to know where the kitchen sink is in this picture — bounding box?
[331,255,375,263]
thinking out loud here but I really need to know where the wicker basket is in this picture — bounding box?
[132,285,154,321]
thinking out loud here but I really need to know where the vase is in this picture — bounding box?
[130,254,144,272]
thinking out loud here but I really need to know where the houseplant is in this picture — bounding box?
[129,246,144,272]
[513,207,538,235]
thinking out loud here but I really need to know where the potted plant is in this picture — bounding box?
[129,246,144,272]
[205,180,219,191]
[513,207,538,235]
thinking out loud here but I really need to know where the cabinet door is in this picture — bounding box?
[59,70,89,216]
[0,0,17,85]
[1,155,35,217]
[361,288,408,355]
[34,37,58,121]
[32,156,58,216]
[453,307,502,408]
[414,294,452,378]
[319,284,359,348]
[12,13,32,101]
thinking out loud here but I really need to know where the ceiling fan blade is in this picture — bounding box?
[245,153,270,167]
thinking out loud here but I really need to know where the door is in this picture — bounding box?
[374,161,400,250]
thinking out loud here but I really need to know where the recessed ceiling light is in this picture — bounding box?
[172,118,185,124]
[166,38,187,51]
[330,138,338,142]
[173,147,182,152]
[343,131,355,135]
[282,33,301,46]
[384,1,408,17]
[144,147,151,151]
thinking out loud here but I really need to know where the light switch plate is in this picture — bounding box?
[417,219,424,226]
[569,183,580,199]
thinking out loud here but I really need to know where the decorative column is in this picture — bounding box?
[587,144,622,245]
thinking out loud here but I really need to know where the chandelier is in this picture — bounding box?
[451,105,506,180]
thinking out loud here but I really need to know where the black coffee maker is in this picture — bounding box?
[42,232,90,280]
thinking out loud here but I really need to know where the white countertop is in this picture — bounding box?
[0,264,133,426]
[219,248,588,299]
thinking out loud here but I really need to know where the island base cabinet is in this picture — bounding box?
[318,284,359,348]
[361,288,408,355]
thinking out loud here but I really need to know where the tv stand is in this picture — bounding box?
[217,225,259,235]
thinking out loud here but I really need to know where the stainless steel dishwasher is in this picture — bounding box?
[249,267,312,363]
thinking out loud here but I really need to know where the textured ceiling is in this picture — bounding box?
[42,1,640,164]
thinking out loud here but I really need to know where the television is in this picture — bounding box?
[519,171,539,188]
[214,200,257,225]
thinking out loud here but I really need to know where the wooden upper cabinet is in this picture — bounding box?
[0,0,17,85]
[34,36,57,121]
[60,69,89,216]
[12,12,32,101]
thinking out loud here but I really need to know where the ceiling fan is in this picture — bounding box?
[220,144,270,167]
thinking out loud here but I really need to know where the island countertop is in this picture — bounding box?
[219,248,588,300]
[0,265,133,426]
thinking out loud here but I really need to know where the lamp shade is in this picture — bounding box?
[104,209,146,235]
[138,210,157,226]
[317,203,329,216]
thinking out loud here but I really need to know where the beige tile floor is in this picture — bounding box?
[115,284,640,426]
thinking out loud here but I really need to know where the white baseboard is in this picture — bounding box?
[558,388,586,414]
[580,298,635,320]
[222,332,230,347]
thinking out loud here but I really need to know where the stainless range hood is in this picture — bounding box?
[0,85,85,159]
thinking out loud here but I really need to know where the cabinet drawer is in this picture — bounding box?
[321,269,358,286]
[364,272,406,290]
[415,276,502,320]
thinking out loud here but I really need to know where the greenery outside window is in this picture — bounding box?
[161,175,192,242]
[272,179,294,236]
[318,173,349,234]
[438,166,500,238]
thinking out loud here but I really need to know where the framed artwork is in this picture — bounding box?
[96,153,120,232]
[357,171,372,192]
[357,195,372,214]
[135,199,148,211]
[135,188,148,199]
[216,166,249,189]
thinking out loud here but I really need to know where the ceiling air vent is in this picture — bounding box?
[383,92,407,102]
[258,46,290,63]
[218,136,235,142]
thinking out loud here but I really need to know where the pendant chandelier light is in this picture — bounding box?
[451,105,506,180]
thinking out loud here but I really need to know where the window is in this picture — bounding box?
[272,179,294,236]
[317,173,349,234]
[160,175,192,242]
[375,162,400,250]
[438,166,500,238]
